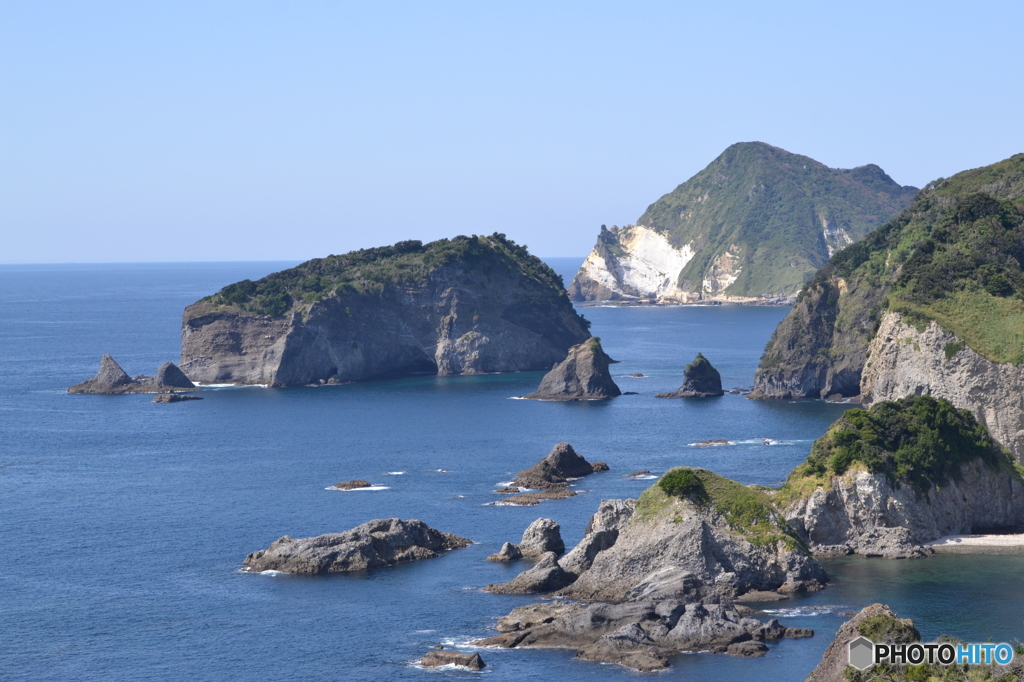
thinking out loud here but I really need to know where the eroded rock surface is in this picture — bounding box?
[656,353,724,398]
[522,338,621,401]
[242,518,471,574]
[70,356,197,394]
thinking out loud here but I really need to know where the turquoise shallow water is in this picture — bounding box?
[1,258,1022,681]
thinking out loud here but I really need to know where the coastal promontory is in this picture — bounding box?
[180,235,591,386]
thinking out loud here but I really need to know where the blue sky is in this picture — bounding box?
[2,1,1022,263]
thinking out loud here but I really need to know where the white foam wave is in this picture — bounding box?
[631,474,657,480]
[496,481,514,487]
[325,485,390,491]
[760,605,842,617]
[385,471,406,475]
[508,396,528,400]
[194,383,268,389]
[688,438,812,447]
[258,570,286,576]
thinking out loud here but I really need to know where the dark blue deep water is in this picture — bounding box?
[2,259,1023,681]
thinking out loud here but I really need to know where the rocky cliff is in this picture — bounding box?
[862,312,1024,461]
[753,153,1024,416]
[180,235,591,386]
[522,337,621,400]
[779,396,1024,558]
[568,142,916,303]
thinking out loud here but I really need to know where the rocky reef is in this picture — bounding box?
[241,518,471,573]
[69,355,197,394]
[416,651,486,671]
[180,235,590,386]
[751,153,1024,465]
[568,142,915,303]
[152,393,202,403]
[521,337,620,400]
[476,473,825,671]
[656,352,724,398]
[778,396,1024,558]
[490,442,609,506]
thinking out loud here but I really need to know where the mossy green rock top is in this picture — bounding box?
[180,234,591,386]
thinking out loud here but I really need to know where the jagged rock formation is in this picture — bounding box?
[511,442,609,490]
[568,142,916,303]
[69,355,197,394]
[180,235,590,386]
[779,397,1024,558]
[241,518,471,573]
[417,651,486,671]
[807,604,919,682]
[752,154,1024,463]
[656,352,724,398]
[477,478,824,670]
[862,313,1024,460]
[487,518,564,562]
[521,337,620,400]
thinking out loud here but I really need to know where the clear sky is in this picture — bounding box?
[2,1,1022,263]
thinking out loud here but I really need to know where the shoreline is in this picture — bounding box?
[925,533,1024,554]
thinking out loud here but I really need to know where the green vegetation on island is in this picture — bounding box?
[638,142,917,297]
[783,396,1021,498]
[211,234,572,319]
[639,466,803,549]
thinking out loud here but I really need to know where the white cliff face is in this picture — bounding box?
[784,460,1024,558]
[702,247,742,293]
[861,312,1024,462]
[820,214,853,257]
[574,225,694,301]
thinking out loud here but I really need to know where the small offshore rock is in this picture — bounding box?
[487,488,578,506]
[153,393,203,403]
[242,518,471,574]
[521,337,621,401]
[656,353,724,398]
[417,651,486,670]
[785,627,814,638]
[487,542,524,563]
[512,442,608,490]
[495,486,520,494]
[69,355,198,395]
[628,373,646,377]
[626,470,650,477]
[333,480,372,490]
[518,518,565,558]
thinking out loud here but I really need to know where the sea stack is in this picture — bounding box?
[69,355,197,394]
[657,353,724,398]
[522,337,621,401]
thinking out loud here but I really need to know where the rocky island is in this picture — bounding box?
[568,142,917,304]
[180,235,591,386]
[656,352,724,398]
[241,518,471,573]
[778,396,1024,558]
[476,469,827,671]
[751,153,1024,461]
[490,442,609,505]
[69,355,197,394]
[521,337,621,400]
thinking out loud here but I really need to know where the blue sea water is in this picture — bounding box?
[2,259,1023,681]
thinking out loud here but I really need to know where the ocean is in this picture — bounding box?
[2,258,1022,681]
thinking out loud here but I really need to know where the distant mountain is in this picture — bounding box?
[568,142,918,302]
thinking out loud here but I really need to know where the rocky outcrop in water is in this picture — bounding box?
[568,142,915,303]
[69,355,197,394]
[487,518,564,562]
[478,472,826,671]
[807,604,918,682]
[241,518,471,574]
[152,393,202,403]
[180,235,590,386]
[522,338,620,400]
[511,442,609,490]
[656,353,724,398]
[417,651,486,670]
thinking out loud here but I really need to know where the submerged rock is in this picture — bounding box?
[417,651,486,670]
[69,355,198,394]
[241,518,471,574]
[522,338,621,401]
[332,480,372,490]
[486,542,523,563]
[656,353,724,398]
[152,393,203,403]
